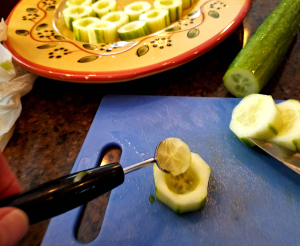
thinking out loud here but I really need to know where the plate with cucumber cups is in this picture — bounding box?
[4,0,250,83]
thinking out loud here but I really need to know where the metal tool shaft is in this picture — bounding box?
[123,157,156,174]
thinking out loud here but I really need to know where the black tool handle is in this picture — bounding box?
[0,162,124,225]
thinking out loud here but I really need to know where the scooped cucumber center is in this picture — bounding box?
[147,11,159,18]
[106,14,121,22]
[70,7,85,14]
[131,4,143,11]
[69,0,85,5]
[123,22,140,31]
[165,168,199,194]
[160,0,173,6]
[156,138,191,176]
[93,22,109,28]
[96,1,109,9]
[78,19,96,27]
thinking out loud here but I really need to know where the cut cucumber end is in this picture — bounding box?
[63,6,93,30]
[223,67,260,98]
[154,153,211,214]
[229,94,283,142]
[101,11,129,30]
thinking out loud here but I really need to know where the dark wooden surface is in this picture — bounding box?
[1,0,300,245]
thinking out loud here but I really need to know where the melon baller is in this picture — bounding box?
[0,142,169,225]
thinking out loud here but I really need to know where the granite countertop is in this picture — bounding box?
[1,0,300,245]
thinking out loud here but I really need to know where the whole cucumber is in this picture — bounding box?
[223,0,300,98]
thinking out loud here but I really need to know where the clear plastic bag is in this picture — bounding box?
[0,18,38,150]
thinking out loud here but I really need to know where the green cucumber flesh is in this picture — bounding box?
[101,11,129,30]
[229,94,283,146]
[165,168,199,194]
[153,152,211,214]
[223,0,300,98]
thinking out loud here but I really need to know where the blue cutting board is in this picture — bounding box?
[42,95,300,246]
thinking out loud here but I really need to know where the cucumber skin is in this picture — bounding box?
[239,137,254,148]
[223,0,300,97]
[95,29,102,43]
[118,22,149,41]
[293,140,300,152]
[175,197,206,215]
[169,6,182,22]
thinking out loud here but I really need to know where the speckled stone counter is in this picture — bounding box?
[1,0,300,245]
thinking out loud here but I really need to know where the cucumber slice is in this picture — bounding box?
[181,0,193,10]
[156,137,191,176]
[223,68,259,99]
[88,21,118,43]
[117,20,149,41]
[63,6,93,30]
[229,94,283,147]
[124,1,152,21]
[101,11,129,30]
[153,152,211,214]
[91,0,117,18]
[66,0,92,8]
[139,9,170,34]
[72,17,101,42]
[154,0,183,23]
[269,99,300,152]
[223,0,300,98]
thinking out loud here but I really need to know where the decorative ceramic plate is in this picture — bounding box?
[4,0,250,83]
